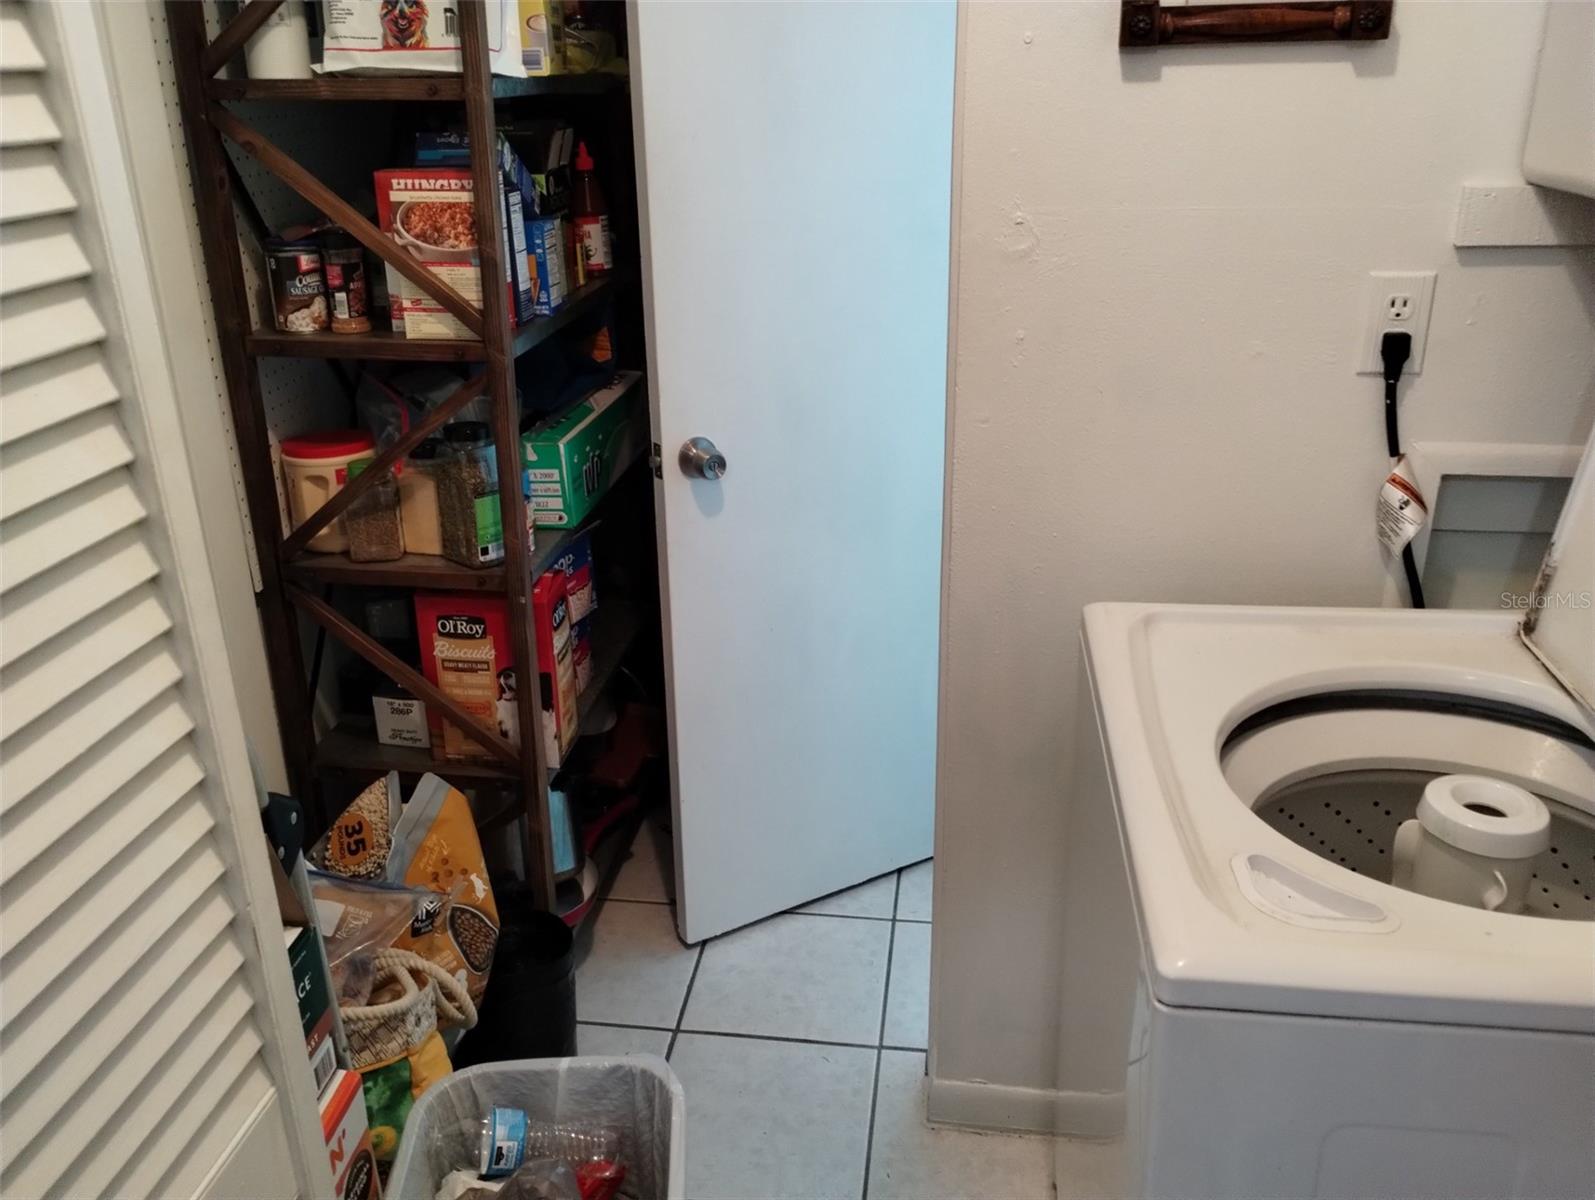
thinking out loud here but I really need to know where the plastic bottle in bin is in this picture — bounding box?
[444,1108,625,1197]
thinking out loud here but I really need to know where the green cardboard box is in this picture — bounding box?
[521,371,646,527]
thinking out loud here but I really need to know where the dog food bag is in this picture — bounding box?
[388,774,500,1003]
[320,770,403,880]
[321,0,521,77]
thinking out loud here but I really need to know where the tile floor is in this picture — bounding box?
[573,819,1081,1200]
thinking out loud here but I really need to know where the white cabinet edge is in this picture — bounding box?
[1452,183,1595,248]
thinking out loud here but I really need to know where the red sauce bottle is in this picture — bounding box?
[572,141,613,275]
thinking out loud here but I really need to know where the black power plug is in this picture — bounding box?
[1378,329,1423,608]
[1380,330,1412,459]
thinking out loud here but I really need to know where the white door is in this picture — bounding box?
[630,1,956,941]
[0,2,325,1195]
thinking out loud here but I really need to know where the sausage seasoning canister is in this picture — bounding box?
[265,237,329,334]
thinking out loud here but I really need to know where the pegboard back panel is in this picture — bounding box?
[149,3,361,549]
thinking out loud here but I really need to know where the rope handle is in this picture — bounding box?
[373,947,478,1030]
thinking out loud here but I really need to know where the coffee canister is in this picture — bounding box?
[265,238,328,334]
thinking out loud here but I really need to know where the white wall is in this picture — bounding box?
[931,0,1595,1116]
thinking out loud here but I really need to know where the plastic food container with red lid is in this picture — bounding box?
[280,429,376,553]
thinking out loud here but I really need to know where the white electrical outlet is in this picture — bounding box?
[1358,270,1437,375]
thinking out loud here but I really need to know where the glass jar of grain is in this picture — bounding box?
[344,462,405,564]
[344,460,405,562]
[439,422,505,568]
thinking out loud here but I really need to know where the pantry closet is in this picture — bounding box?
[129,0,952,947]
[164,0,658,917]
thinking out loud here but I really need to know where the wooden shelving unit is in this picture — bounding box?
[166,0,649,911]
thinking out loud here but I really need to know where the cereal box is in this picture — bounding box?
[531,569,577,768]
[525,215,568,316]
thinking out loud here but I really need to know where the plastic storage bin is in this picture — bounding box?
[386,1057,685,1200]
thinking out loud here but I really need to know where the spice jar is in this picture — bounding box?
[344,460,405,562]
[280,430,375,553]
[438,421,505,568]
[399,438,445,557]
[319,227,371,334]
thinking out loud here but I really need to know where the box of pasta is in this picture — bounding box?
[375,168,522,339]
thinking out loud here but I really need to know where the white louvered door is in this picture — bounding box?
[0,3,327,1198]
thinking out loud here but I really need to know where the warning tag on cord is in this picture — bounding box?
[1376,460,1428,553]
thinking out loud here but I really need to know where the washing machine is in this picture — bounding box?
[1074,435,1595,1199]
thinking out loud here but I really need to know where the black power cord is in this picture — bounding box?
[1380,330,1425,608]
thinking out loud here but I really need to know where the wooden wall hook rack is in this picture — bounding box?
[1120,0,1393,47]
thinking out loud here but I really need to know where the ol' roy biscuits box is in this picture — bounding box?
[375,168,522,339]
[413,593,519,761]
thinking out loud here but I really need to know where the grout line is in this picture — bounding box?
[602,896,914,924]
[671,1027,881,1051]
[861,871,905,1200]
[878,871,903,1047]
[880,1043,929,1053]
[665,943,705,1062]
[860,1047,883,1200]
[787,909,898,924]
[579,1019,676,1033]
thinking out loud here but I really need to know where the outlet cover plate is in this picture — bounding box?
[1358,270,1437,375]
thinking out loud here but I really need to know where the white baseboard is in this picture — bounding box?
[926,1074,1126,1138]
[1056,1088,1125,1140]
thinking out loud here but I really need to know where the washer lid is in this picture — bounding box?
[1522,429,1594,713]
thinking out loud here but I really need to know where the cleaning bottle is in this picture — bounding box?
[572,141,613,276]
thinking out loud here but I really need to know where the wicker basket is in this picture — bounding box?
[341,947,477,1070]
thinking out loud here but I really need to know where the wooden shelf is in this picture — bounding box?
[207,74,625,104]
[279,530,575,593]
[246,327,484,361]
[492,74,627,100]
[245,274,619,362]
[512,274,624,356]
[282,552,507,592]
[209,77,464,102]
[313,717,518,781]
